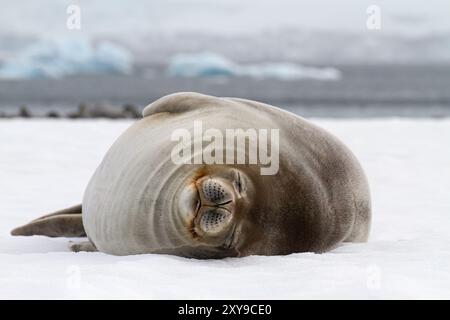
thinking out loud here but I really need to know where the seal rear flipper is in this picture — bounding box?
[11,213,86,237]
[69,241,97,252]
[29,204,82,222]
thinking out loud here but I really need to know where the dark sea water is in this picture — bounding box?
[1,64,449,118]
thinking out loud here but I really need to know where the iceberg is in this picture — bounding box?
[167,52,238,77]
[167,52,341,81]
[0,39,132,79]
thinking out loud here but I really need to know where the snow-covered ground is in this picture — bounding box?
[1,118,449,299]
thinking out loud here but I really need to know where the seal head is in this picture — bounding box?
[175,166,255,258]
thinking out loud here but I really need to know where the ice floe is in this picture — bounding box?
[0,38,132,79]
[167,52,341,81]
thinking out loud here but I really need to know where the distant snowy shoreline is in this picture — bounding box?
[1,64,450,118]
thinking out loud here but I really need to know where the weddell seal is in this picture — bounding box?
[11,92,371,258]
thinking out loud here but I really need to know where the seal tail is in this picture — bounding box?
[11,204,86,237]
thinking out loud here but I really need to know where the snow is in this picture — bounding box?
[0,39,132,79]
[1,118,449,299]
[167,52,341,80]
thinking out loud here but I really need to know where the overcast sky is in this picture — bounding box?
[0,0,448,38]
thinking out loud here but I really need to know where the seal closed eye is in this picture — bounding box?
[11,92,371,258]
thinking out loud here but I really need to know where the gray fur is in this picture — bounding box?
[12,92,371,257]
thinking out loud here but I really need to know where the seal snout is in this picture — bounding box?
[177,174,239,243]
[195,178,235,235]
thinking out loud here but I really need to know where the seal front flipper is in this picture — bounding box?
[11,204,86,237]
[69,241,97,252]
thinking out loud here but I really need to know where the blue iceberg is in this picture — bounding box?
[167,52,341,81]
[0,39,132,79]
[167,52,237,77]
